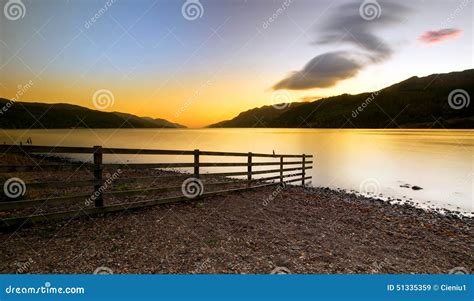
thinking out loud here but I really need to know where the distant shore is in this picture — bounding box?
[0,153,472,274]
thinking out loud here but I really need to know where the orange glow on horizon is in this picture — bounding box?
[0,68,403,128]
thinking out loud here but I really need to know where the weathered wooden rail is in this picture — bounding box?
[0,145,312,230]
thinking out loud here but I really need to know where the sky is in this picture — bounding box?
[0,0,472,128]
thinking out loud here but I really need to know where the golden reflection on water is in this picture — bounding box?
[1,129,472,214]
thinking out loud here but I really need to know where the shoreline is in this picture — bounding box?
[0,154,472,274]
[1,151,470,224]
[0,184,471,274]
[29,152,474,219]
[327,187,473,219]
[305,186,472,221]
[0,152,472,274]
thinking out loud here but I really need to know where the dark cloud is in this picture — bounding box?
[273,52,362,90]
[316,1,410,62]
[419,28,461,44]
[273,0,412,90]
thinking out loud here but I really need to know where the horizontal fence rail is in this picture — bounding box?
[0,145,313,230]
[0,145,309,158]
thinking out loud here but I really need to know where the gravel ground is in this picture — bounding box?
[0,183,472,274]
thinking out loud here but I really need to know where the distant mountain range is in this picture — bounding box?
[209,103,306,128]
[2,70,472,130]
[209,69,474,129]
[0,99,185,129]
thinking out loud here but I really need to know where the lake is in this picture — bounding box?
[1,129,472,215]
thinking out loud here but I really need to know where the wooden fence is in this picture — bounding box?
[0,145,312,230]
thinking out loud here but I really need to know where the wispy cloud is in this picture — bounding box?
[273,0,412,91]
[419,28,461,44]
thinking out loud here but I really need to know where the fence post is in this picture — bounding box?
[194,149,200,179]
[93,145,103,207]
[301,154,306,187]
[247,152,252,187]
[280,156,284,186]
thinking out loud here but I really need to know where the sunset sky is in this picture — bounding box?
[0,0,472,128]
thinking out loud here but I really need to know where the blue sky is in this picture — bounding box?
[0,0,472,127]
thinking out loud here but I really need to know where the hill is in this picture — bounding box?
[208,69,474,129]
[0,99,186,129]
[210,103,305,128]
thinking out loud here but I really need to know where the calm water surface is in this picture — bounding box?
[1,129,472,214]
